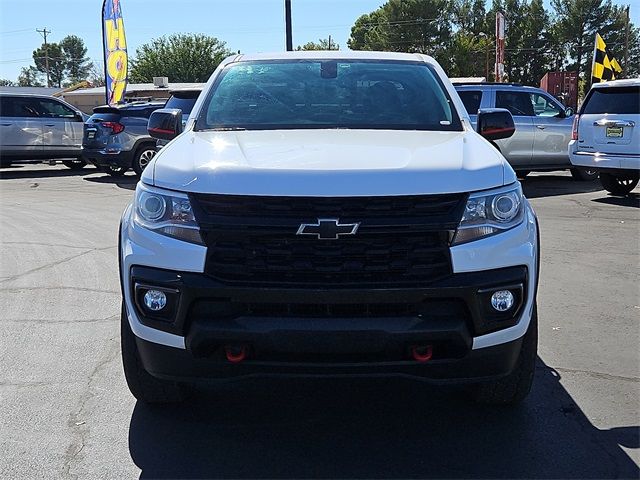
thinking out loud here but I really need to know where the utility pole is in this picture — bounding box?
[284,0,293,51]
[624,5,630,76]
[36,27,50,87]
[328,35,333,50]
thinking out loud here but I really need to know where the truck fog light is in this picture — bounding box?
[491,290,515,312]
[143,290,167,311]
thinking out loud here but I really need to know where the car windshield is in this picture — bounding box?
[197,60,462,131]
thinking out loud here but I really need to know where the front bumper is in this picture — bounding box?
[119,201,539,382]
[128,264,528,382]
[82,148,134,169]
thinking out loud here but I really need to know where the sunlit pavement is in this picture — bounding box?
[0,163,638,478]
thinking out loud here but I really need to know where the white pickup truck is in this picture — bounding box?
[119,51,540,405]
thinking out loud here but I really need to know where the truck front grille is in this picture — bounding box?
[191,193,466,287]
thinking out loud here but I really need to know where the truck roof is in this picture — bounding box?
[590,78,640,88]
[234,50,436,64]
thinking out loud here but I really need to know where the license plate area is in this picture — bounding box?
[606,126,623,138]
[86,129,97,139]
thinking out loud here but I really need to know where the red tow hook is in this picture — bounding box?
[411,345,433,362]
[225,345,249,363]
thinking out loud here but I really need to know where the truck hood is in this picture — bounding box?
[148,129,514,196]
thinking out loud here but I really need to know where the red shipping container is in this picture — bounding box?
[540,71,578,110]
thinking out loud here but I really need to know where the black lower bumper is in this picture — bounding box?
[135,333,523,383]
[128,265,529,383]
[82,148,133,169]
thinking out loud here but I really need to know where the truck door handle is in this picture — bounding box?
[45,124,55,127]
[536,125,546,129]
[0,123,11,126]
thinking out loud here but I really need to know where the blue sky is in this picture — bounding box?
[0,0,637,83]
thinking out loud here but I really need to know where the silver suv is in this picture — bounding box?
[455,83,597,180]
[0,93,87,169]
[569,79,639,195]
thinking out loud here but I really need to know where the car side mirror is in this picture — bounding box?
[477,108,516,141]
[564,107,574,117]
[148,108,183,141]
[75,111,85,122]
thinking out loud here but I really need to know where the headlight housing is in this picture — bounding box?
[453,183,524,245]
[133,183,203,244]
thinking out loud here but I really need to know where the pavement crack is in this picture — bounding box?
[0,242,101,250]
[0,246,117,285]
[1,315,119,325]
[2,287,119,295]
[553,366,639,383]
[0,380,52,388]
[61,335,120,480]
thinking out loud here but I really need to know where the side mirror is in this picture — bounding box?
[75,111,85,122]
[477,108,516,141]
[148,108,183,141]
[564,107,574,117]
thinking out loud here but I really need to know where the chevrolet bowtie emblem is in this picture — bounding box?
[296,218,360,240]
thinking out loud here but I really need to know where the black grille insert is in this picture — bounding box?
[192,193,466,287]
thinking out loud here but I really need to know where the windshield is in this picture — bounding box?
[196,60,462,131]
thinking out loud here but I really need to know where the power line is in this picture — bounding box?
[0,28,32,35]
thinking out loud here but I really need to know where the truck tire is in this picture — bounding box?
[62,158,87,170]
[570,167,598,181]
[470,304,537,406]
[132,144,157,176]
[599,172,639,196]
[121,302,189,404]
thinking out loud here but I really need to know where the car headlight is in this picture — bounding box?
[133,183,203,244]
[453,183,524,245]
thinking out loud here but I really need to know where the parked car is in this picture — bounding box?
[155,86,204,149]
[454,83,597,180]
[569,79,639,195]
[82,101,165,176]
[120,51,540,406]
[0,93,87,169]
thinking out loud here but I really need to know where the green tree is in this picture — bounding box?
[296,38,340,50]
[33,42,65,87]
[519,0,552,85]
[0,79,15,86]
[348,10,390,51]
[448,32,491,77]
[551,0,626,86]
[130,33,232,83]
[451,0,488,35]
[60,35,92,84]
[17,66,44,87]
[348,0,453,64]
[625,25,640,77]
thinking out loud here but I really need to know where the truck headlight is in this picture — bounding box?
[133,183,203,244]
[453,183,524,245]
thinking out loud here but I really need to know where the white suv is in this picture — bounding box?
[569,78,640,195]
[119,52,540,405]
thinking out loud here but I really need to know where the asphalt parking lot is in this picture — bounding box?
[0,163,638,479]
